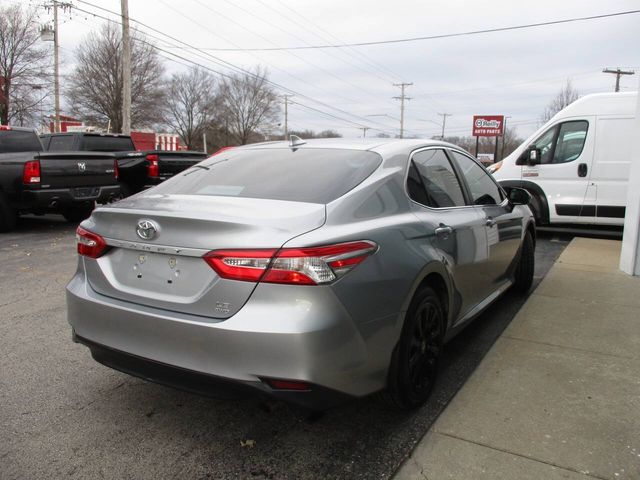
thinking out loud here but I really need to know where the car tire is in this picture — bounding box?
[62,205,94,224]
[0,191,17,233]
[513,231,535,294]
[382,286,445,411]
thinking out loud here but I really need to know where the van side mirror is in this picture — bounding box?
[527,146,541,165]
[516,146,542,166]
[508,187,531,206]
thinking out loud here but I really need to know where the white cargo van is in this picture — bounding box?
[491,92,636,226]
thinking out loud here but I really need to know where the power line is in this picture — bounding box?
[169,9,640,51]
[70,1,403,134]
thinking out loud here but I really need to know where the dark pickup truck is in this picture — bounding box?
[40,133,208,196]
[0,126,120,232]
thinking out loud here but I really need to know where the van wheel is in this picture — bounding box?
[382,287,445,410]
[513,232,535,294]
[62,205,94,224]
[0,192,17,233]
[528,193,546,226]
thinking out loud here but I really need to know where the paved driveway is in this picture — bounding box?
[1,215,567,480]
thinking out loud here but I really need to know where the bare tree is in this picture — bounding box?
[541,79,579,123]
[66,23,165,132]
[218,67,279,145]
[0,4,49,126]
[164,67,219,150]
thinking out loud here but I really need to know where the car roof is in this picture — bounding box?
[237,137,465,155]
[552,91,637,119]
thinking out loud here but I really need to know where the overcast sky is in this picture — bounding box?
[20,0,640,139]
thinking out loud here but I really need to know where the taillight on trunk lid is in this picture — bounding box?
[146,154,159,177]
[76,226,109,258]
[204,241,377,285]
[23,160,41,184]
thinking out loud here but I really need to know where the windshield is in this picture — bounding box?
[81,135,135,152]
[150,148,382,204]
[0,130,42,153]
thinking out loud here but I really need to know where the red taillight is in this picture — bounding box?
[114,159,119,180]
[262,378,311,391]
[203,241,377,285]
[146,154,159,177]
[0,125,12,131]
[76,226,108,258]
[22,160,41,184]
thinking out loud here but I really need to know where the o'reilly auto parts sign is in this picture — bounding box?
[472,115,504,136]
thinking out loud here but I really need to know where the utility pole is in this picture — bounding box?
[52,1,60,133]
[602,68,635,92]
[283,94,294,137]
[360,127,370,138]
[393,83,412,139]
[501,116,511,160]
[121,0,132,134]
[437,113,451,140]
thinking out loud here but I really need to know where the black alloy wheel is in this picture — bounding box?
[383,287,445,410]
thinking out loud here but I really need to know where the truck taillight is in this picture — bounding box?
[76,226,109,258]
[146,154,159,177]
[203,241,377,285]
[22,160,41,184]
[114,159,119,180]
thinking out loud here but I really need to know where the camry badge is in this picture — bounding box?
[136,219,158,240]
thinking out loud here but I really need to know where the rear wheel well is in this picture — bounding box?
[418,272,449,326]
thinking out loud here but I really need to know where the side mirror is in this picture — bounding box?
[527,146,541,165]
[508,187,531,206]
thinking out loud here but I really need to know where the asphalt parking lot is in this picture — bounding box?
[1,215,571,480]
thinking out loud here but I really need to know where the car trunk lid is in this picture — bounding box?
[82,194,326,319]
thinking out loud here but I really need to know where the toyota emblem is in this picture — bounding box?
[77,162,86,172]
[136,219,158,240]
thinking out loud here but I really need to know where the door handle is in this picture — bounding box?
[486,218,496,227]
[435,225,453,237]
[578,163,588,177]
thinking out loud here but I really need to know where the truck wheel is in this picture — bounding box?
[0,192,17,233]
[382,287,445,410]
[118,182,135,198]
[513,231,535,294]
[62,205,94,224]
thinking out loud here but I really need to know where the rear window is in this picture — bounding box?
[0,130,42,153]
[47,135,75,151]
[151,148,382,204]
[81,135,135,152]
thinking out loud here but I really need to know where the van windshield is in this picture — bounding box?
[151,148,382,204]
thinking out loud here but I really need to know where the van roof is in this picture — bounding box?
[553,91,637,119]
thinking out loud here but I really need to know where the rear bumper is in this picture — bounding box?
[74,333,350,410]
[21,185,121,210]
[66,269,394,409]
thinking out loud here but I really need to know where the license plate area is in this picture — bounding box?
[72,187,99,198]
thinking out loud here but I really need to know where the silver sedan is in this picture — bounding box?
[67,138,535,411]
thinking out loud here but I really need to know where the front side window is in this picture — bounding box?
[408,149,466,208]
[553,121,588,163]
[530,120,589,165]
[450,151,503,206]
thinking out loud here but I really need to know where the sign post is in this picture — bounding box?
[472,115,504,162]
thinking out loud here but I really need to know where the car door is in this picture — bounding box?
[407,148,491,318]
[448,149,522,289]
[518,119,596,224]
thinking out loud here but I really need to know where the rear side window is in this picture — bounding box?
[81,135,135,151]
[408,149,466,208]
[151,148,382,204]
[47,135,75,151]
[0,131,42,153]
